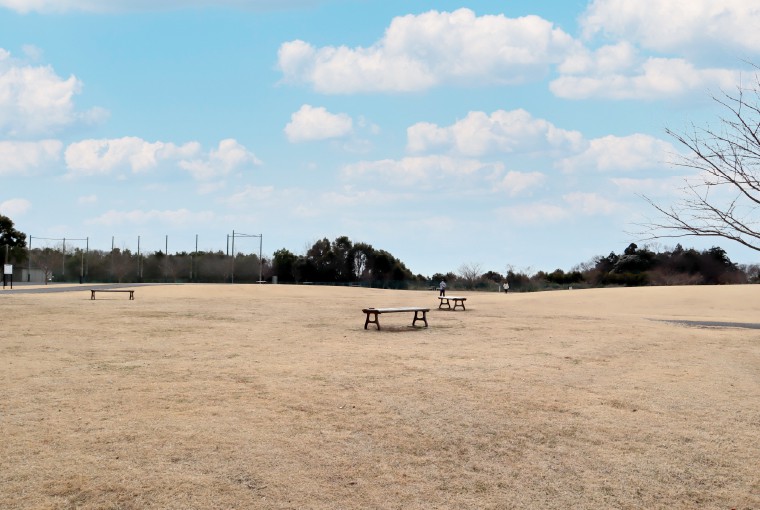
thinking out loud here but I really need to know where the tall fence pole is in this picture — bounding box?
[138,235,141,281]
[111,236,114,282]
[231,230,236,284]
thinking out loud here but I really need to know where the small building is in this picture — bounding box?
[19,268,48,283]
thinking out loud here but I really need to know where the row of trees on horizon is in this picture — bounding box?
[2,214,758,288]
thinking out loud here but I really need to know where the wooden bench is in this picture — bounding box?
[362,307,429,330]
[438,296,466,310]
[90,289,135,300]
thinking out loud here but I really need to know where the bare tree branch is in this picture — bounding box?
[640,70,760,252]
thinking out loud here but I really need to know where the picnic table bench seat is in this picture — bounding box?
[362,307,429,330]
[90,289,135,300]
[438,296,466,310]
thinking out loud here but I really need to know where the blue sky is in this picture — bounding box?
[1,0,759,277]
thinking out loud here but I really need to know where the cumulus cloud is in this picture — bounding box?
[0,198,32,217]
[0,0,319,14]
[495,171,546,197]
[407,109,584,157]
[343,155,503,187]
[179,139,262,180]
[551,56,740,100]
[557,42,638,76]
[557,134,677,173]
[0,48,105,136]
[0,140,62,175]
[87,208,216,227]
[278,8,579,93]
[64,137,260,180]
[284,104,353,142]
[581,0,760,57]
[65,137,200,176]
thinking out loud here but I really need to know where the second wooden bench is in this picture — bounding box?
[438,296,466,310]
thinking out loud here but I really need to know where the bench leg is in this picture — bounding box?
[364,312,380,330]
[129,291,134,300]
[439,299,451,310]
[413,310,428,327]
[454,300,465,311]
[91,291,96,300]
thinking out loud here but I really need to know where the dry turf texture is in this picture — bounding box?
[1,284,758,509]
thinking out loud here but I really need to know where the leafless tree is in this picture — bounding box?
[642,71,760,252]
[457,262,483,289]
[30,246,61,284]
[111,248,134,283]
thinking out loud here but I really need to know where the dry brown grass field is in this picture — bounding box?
[1,283,759,509]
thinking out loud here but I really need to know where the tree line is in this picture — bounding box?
[474,243,758,292]
[1,214,758,288]
[1,219,419,286]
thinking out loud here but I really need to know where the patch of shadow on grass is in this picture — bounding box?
[654,319,760,330]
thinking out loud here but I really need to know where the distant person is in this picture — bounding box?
[503,281,509,293]
[439,279,446,296]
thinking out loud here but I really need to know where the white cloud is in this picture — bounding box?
[284,104,353,143]
[87,208,216,227]
[278,8,579,93]
[0,49,105,136]
[343,155,503,187]
[0,140,62,175]
[557,42,638,76]
[581,0,760,57]
[179,139,262,180]
[408,109,584,156]
[64,137,259,180]
[65,137,200,176]
[551,56,740,100]
[495,171,546,197]
[0,0,319,14]
[557,134,677,173]
[0,198,31,217]
[21,44,44,61]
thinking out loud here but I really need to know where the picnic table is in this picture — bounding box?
[438,296,466,310]
[362,307,429,330]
